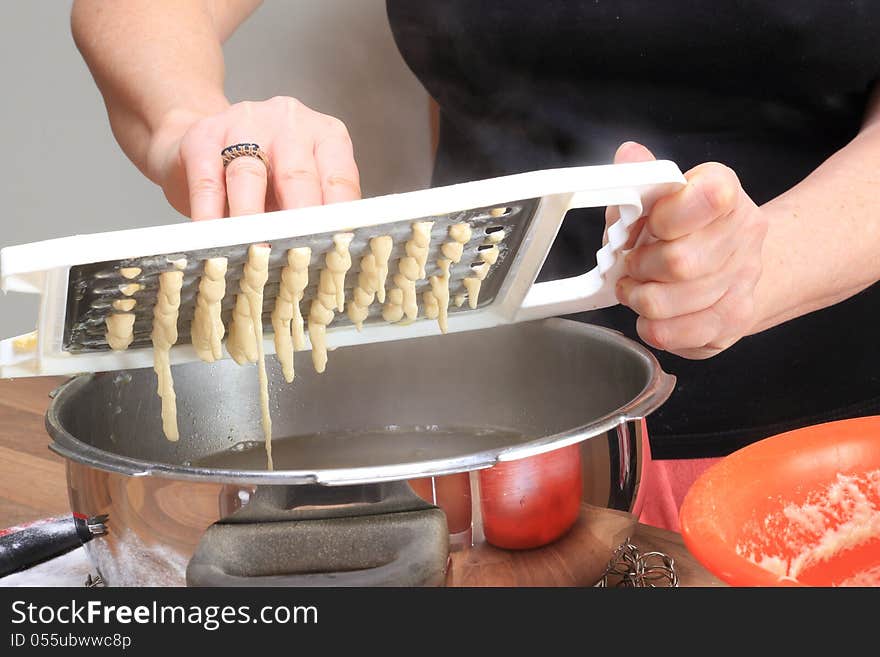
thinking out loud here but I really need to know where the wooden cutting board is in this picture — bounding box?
[447,504,634,586]
[447,503,725,587]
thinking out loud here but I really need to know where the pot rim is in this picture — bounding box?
[46,319,675,485]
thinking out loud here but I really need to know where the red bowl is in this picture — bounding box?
[680,416,880,587]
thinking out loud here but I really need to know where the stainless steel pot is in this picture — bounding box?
[46,318,675,586]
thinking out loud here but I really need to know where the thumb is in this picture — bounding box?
[604,141,657,245]
[614,141,656,165]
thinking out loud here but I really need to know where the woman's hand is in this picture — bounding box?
[608,142,769,359]
[146,96,361,220]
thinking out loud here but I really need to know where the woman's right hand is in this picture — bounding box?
[145,96,361,220]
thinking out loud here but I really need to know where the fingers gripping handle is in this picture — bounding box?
[516,191,644,321]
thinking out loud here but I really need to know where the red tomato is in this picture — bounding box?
[479,444,582,550]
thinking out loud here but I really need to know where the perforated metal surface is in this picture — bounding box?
[63,199,540,352]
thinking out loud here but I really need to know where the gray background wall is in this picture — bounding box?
[0,0,432,339]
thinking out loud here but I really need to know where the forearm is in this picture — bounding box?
[71,0,261,180]
[751,116,880,334]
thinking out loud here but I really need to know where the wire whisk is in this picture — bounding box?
[596,539,679,587]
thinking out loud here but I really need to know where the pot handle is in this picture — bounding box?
[186,483,449,587]
[186,508,449,587]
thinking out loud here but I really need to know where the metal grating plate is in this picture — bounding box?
[63,199,540,352]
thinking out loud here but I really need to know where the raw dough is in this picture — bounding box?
[151,270,184,441]
[315,269,338,316]
[105,313,135,351]
[11,331,37,352]
[346,252,380,331]
[462,277,482,309]
[485,229,505,244]
[463,262,492,310]
[445,221,475,308]
[448,223,472,244]
[307,298,335,373]
[395,256,421,321]
[423,290,439,320]
[429,259,452,333]
[406,221,434,278]
[119,283,142,296]
[370,235,393,303]
[191,257,227,363]
[479,244,500,265]
[325,233,354,311]
[384,224,431,322]
[381,287,405,323]
[440,241,464,263]
[238,246,273,469]
[133,219,504,452]
[306,234,353,374]
[112,299,136,312]
[272,247,311,382]
[456,208,505,307]
[226,295,258,364]
[346,298,370,330]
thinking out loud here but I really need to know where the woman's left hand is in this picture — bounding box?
[608,142,769,359]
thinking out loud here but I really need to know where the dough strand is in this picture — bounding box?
[307,297,335,373]
[406,221,434,279]
[326,233,354,311]
[226,294,258,364]
[370,235,394,303]
[346,252,379,331]
[240,245,273,470]
[307,233,353,373]
[445,221,474,309]
[191,257,228,363]
[272,247,311,382]
[105,312,135,351]
[151,268,185,441]
[429,258,452,333]
[384,223,432,322]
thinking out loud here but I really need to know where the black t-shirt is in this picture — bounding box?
[386,0,880,459]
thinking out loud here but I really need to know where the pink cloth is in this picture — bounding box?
[637,457,721,533]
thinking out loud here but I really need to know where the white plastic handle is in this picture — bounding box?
[515,189,645,321]
[0,332,39,377]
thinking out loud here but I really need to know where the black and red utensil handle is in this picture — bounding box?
[0,513,101,577]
